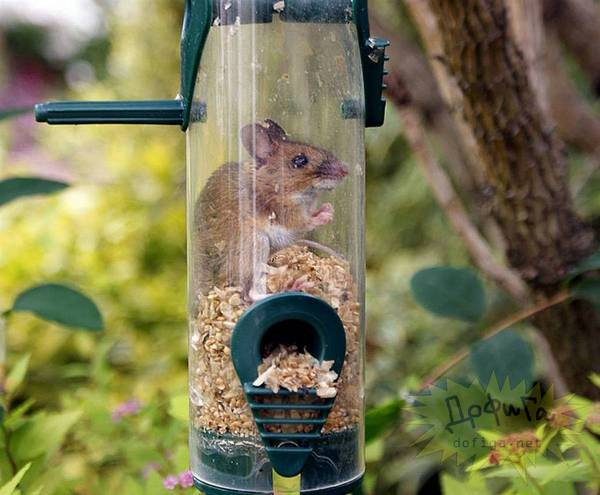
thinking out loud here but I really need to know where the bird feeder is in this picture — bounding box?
[35,1,388,494]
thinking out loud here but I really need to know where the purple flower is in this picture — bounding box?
[163,475,179,490]
[111,399,143,422]
[178,471,194,488]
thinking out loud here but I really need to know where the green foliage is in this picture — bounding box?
[168,394,189,423]
[0,464,31,495]
[12,284,103,331]
[365,399,404,444]
[440,472,487,495]
[5,355,30,395]
[0,178,68,207]
[572,278,600,309]
[568,247,600,313]
[11,410,82,461]
[569,248,600,278]
[470,331,534,388]
[410,266,486,322]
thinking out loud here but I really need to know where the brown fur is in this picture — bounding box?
[194,120,348,298]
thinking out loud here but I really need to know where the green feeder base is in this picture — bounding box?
[194,474,363,495]
[191,428,362,494]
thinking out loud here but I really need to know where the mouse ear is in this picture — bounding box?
[262,119,287,142]
[241,120,287,166]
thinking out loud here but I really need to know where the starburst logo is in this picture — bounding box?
[406,375,579,465]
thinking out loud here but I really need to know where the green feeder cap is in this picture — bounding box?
[35,0,388,130]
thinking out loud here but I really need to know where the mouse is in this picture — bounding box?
[194,119,349,300]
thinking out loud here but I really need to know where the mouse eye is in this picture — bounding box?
[291,154,309,169]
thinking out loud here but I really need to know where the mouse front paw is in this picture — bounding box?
[248,288,269,303]
[311,202,334,226]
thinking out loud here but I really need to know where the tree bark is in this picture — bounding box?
[424,0,599,398]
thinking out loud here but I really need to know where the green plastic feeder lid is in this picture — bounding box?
[35,0,388,130]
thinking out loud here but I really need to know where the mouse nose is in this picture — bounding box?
[338,161,349,178]
[320,160,349,179]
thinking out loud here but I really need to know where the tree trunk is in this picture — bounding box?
[425,0,599,399]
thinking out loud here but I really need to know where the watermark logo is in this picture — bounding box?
[406,374,576,464]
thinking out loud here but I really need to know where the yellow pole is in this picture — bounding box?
[272,470,301,495]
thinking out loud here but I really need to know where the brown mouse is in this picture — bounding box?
[194,119,348,300]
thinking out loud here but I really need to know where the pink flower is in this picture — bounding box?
[111,399,143,422]
[178,471,194,488]
[162,475,179,490]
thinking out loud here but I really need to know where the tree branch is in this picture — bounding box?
[370,14,481,197]
[396,102,529,304]
[543,0,600,95]
[404,0,487,192]
[544,40,600,156]
[507,0,549,116]
[421,290,570,389]
[510,1,600,194]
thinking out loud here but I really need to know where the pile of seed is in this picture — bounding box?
[253,345,338,398]
[190,244,362,436]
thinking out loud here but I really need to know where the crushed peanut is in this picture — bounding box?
[190,244,361,436]
[253,345,338,398]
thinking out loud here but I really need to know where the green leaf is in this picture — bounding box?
[168,394,188,422]
[121,478,145,495]
[411,267,486,322]
[465,456,492,472]
[4,400,36,430]
[568,250,600,279]
[0,107,32,121]
[365,438,385,463]
[470,330,534,389]
[572,278,600,307]
[173,444,190,472]
[11,410,82,462]
[0,178,68,208]
[538,482,576,495]
[0,463,31,495]
[440,472,488,495]
[5,355,30,395]
[538,459,590,485]
[144,471,168,495]
[482,460,591,482]
[538,426,559,456]
[12,284,103,331]
[365,399,404,444]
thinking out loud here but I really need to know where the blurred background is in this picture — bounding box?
[1,1,599,494]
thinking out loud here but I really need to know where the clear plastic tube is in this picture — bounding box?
[187,11,365,494]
